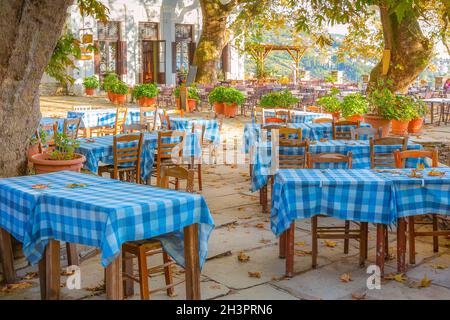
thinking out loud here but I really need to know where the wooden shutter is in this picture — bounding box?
[222,44,231,73]
[172,42,177,73]
[94,41,101,75]
[117,41,127,76]
[188,42,197,65]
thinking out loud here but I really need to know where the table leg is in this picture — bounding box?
[122,251,135,297]
[184,223,201,300]
[66,243,79,266]
[0,228,16,283]
[397,218,407,273]
[285,222,295,277]
[105,253,123,300]
[38,239,61,300]
[279,232,286,259]
[376,224,385,277]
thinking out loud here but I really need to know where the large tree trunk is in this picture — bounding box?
[194,0,235,84]
[0,0,73,178]
[368,4,433,93]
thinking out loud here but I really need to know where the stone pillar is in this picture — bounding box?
[161,1,177,85]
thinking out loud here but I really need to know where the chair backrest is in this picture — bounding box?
[278,138,309,169]
[278,127,302,140]
[157,130,185,162]
[370,137,408,168]
[72,105,92,111]
[275,110,291,123]
[139,106,157,131]
[308,152,353,169]
[253,107,263,124]
[351,127,382,140]
[394,148,439,168]
[63,118,81,139]
[160,166,195,193]
[332,120,360,140]
[115,107,128,135]
[306,105,321,113]
[313,117,332,123]
[159,112,167,130]
[113,133,144,183]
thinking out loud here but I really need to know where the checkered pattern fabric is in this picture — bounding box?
[75,131,202,181]
[0,171,214,268]
[251,140,423,192]
[262,110,332,124]
[170,118,221,146]
[40,118,65,134]
[306,122,371,141]
[67,108,164,129]
[271,168,450,236]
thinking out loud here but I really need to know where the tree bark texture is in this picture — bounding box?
[194,0,236,84]
[0,0,73,177]
[369,4,433,93]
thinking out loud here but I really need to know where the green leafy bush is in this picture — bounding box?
[259,90,299,108]
[222,87,245,106]
[316,89,342,112]
[111,81,129,95]
[411,97,428,118]
[83,76,99,89]
[208,86,228,104]
[50,132,81,160]
[103,73,119,91]
[174,84,201,103]
[30,128,48,146]
[132,83,160,99]
[341,93,368,117]
[383,95,419,121]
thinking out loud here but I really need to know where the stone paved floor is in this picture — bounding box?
[1,95,450,300]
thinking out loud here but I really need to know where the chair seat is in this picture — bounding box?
[98,165,137,174]
[123,238,161,251]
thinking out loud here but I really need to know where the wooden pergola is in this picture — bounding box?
[246,43,308,78]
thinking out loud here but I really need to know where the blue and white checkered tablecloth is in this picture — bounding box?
[75,131,202,181]
[67,108,164,129]
[271,169,396,235]
[261,110,332,124]
[305,122,372,141]
[251,140,423,192]
[0,171,214,268]
[170,118,221,146]
[40,118,65,134]
[271,168,450,236]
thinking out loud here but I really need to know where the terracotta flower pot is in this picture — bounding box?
[138,97,157,107]
[391,119,410,136]
[408,118,424,134]
[30,153,86,174]
[107,91,114,102]
[28,144,41,161]
[363,114,391,138]
[214,102,225,115]
[224,102,238,118]
[85,88,95,96]
[176,98,181,109]
[187,99,197,112]
[114,94,127,105]
[345,114,364,122]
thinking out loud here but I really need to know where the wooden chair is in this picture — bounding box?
[62,118,81,139]
[252,106,264,124]
[313,118,332,123]
[125,106,158,132]
[155,131,185,186]
[393,149,446,264]
[98,133,144,184]
[306,105,321,113]
[308,152,368,268]
[92,107,128,136]
[351,127,382,140]
[332,120,360,140]
[370,137,408,168]
[121,166,194,300]
[191,124,204,191]
[275,110,292,123]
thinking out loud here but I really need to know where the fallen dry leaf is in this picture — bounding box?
[430,264,448,270]
[210,284,222,290]
[248,271,262,278]
[239,215,252,220]
[385,273,408,283]
[260,239,271,244]
[340,273,352,283]
[0,282,33,293]
[85,282,105,292]
[271,275,287,281]
[237,251,250,263]
[324,240,337,248]
[254,223,265,229]
[31,184,49,189]
[419,275,432,288]
[295,242,306,247]
[21,272,39,280]
[351,292,367,300]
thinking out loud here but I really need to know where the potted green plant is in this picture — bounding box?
[259,90,300,109]
[111,81,129,104]
[316,88,342,120]
[222,87,245,117]
[83,76,99,96]
[408,97,428,134]
[103,73,119,102]
[28,128,47,160]
[365,80,396,137]
[30,132,86,174]
[387,95,418,135]
[133,83,159,107]
[208,86,228,115]
[174,84,201,112]
[341,93,368,121]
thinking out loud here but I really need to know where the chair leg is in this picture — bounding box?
[432,215,439,253]
[344,220,350,254]
[384,226,389,259]
[66,243,79,266]
[359,222,368,267]
[137,247,150,300]
[408,216,416,265]
[162,252,175,297]
[365,225,369,259]
[311,216,318,269]
[122,251,135,297]
[197,164,202,191]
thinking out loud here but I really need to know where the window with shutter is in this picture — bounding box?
[97,21,121,78]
